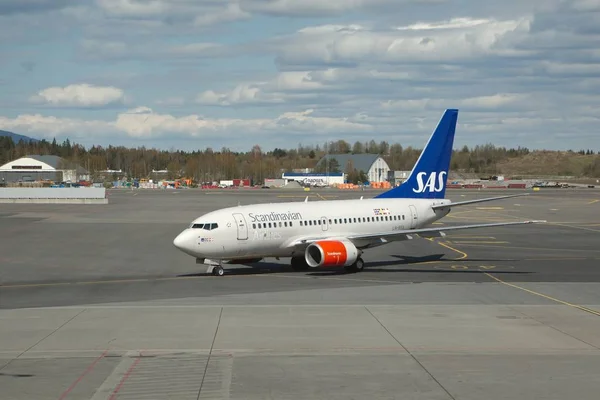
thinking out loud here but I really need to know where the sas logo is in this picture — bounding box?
[413,171,447,193]
[198,237,214,244]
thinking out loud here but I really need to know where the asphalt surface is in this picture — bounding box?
[1,187,599,400]
[1,187,599,308]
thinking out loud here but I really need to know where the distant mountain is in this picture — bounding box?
[0,130,39,143]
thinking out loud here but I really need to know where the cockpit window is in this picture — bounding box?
[191,223,218,230]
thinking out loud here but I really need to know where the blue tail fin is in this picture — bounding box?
[375,109,458,199]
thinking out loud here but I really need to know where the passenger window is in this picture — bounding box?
[279,222,282,228]
[252,223,256,229]
[290,222,293,227]
[318,220,321,225]
[328,219,332,224]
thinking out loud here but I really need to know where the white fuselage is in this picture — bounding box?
[173,197,451,261]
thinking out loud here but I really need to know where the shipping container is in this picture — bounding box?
[233,179,251,187]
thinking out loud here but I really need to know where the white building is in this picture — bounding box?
[0,155,90,183]
[316,154,391,183]
[387,170,413,186]
[281,172,345,187]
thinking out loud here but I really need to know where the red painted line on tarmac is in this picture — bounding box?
[108,356,142,400]
[58,349,108,400]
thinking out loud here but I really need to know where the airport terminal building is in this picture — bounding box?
[0,155,90,183]
[316,154,391,183]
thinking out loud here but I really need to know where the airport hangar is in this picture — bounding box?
[0,155,90,183]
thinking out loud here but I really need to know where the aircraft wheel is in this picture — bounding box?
[345,257,365,273]
[212,266,224,276]
[354,257,365,271]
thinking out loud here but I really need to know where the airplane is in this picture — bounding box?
[173,109,544,276]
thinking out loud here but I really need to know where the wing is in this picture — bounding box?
[288,220,545,250]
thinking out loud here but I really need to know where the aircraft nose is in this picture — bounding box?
[173,231,189,251]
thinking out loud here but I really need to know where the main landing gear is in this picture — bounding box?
[344,257,365,273]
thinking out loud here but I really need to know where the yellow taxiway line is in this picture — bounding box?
[432,240,468,260]
[450,241,509,244]
[430,239,600,317]
[484,273,600,317]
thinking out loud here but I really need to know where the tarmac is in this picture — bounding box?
[1,187,600,399]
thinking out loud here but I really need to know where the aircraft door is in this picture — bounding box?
[320,216,328,231]
[232,213,248,240]
[409,205,418,229]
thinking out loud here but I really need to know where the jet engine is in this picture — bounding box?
[304,239,358,268]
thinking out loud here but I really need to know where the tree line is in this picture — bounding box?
[1,136,598,183]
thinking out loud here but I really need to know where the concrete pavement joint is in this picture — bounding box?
[365,306,457,400]
[0,308,86,373]
[507,307,600,351]
[197,307,223,400]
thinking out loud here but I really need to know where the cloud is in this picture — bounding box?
[95,0,169,18]
[239,0,437,17]
[194,3,252,27]
[1,0,600,151]
[272,17,534,68]
[93,0,251,27]
[79,39,230,61]
[156,97,186,106]
[0,0,76,15]
[196,71,327,105]
[0,106,372,142]
[380,93,533,112]
[29,84,126,108]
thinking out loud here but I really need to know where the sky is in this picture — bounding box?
[0,0,599,152]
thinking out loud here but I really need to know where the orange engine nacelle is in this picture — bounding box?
[305,239,358,268]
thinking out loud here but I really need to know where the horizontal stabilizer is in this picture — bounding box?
[431,193,530,210]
